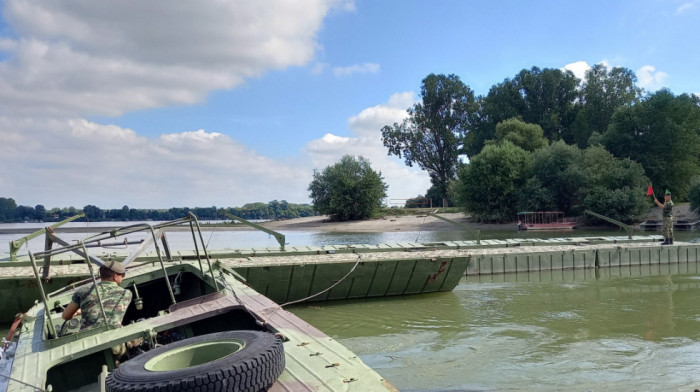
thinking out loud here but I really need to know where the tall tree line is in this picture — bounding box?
[384,65,700,220]
[0,198,315,223]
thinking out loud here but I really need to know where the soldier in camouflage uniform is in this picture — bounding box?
[62,260,132,330]
[653,190,674,245]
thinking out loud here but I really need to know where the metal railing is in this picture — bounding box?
[584,210,634,239]
[25,213,218,339]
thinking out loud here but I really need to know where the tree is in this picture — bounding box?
[120,205,130,221]
[34,204,46,221]
[568,64,641,147]
[517,143,651,222]
[83,205,103,220]
[405,196,430,208]
[576,145,650,223]
[382,73,477,207]
[467,67,580,156]
[14,205,35,221]
[425,183,455,208]
[528,141,584,213]
[603,90,700,200]
[308,155,387,221]
[492,118,548,152]
[689,177,700,216]
[0,197,17,221]
[453,141,532,222]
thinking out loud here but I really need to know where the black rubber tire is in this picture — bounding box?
[106,330,284,392]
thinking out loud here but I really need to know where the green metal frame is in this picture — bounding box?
[584,210,634,239]
[8,213,85,261]
[24,213,221,340]
[428,210,481,244]
[221,212,286,251]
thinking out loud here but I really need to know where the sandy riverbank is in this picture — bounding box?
[2,206,695,235]
[260,204,697,234]
[261,213,483,233]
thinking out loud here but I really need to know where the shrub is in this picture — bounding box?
[308,155,388,221]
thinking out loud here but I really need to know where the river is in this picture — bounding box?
[2,224,699,390]
[1,221,698,258]
[291,268,700,391]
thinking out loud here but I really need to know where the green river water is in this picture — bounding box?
[290,266,700,391]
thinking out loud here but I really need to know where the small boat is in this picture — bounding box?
[517,211,577,231]
[640,219,662,231]
[1,214,398,392]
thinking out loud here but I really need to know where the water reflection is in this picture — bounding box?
[290,265,700,391]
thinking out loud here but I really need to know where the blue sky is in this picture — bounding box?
[0,0,698,209]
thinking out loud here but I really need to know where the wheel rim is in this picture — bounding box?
[144,338,246,371]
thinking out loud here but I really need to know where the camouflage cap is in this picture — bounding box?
[103,260,126,274]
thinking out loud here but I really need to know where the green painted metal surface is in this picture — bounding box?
[231,256,470,304]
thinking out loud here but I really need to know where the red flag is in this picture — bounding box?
[646,185,654,196]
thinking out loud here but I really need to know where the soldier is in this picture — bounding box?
[62,260,132,331]
[653,190,674,245]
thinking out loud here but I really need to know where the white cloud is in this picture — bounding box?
[0,1,351,208]
[333,62,380,77]
[562,61,590,82]
[304,92,431,203]
[676,2,695,14]
[0,116,312,208]
[311,62,329,75]
[0,91,429,209]
[0,0,338,118]
[636,65,669,91]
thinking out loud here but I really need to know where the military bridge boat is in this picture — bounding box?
[0,214,400,392]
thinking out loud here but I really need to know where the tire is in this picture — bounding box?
[106,330,284,392]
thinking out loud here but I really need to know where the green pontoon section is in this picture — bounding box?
[6,262,398,391]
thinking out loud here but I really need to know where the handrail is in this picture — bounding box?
[25,214,221,339]
[8,213,85,260]
[221,212,286,251]
[28,250,58,339]
[584,210,634,239]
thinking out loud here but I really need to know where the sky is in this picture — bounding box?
[1,0,698,210]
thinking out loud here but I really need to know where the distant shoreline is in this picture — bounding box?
[1,206,695,235]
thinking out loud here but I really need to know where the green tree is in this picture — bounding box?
[382,73,477,207]
[603,90,700,199]
[308,155,388,221]
[528,141,584,213]
[492,118,548,151]
[120,205,130,221]
[453,141,532,222]
[568,64,641,147]
[516,177,556,212]
[14,205,35,221]
[34,204,46,221]
[689,177,700,216]
[0,197,17,221]
[83,205,103,220]
[405,195,430,208]
[467,67,580,157]
[576,146,650,223]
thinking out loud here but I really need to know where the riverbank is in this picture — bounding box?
[1,205,695,235]
[263,204,697,233]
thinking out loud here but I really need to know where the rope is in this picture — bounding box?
[205,228,215,249]
[218,254,362,326]
[0,373,47,391]
[414,214,430,243]
[279,254,362,308]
